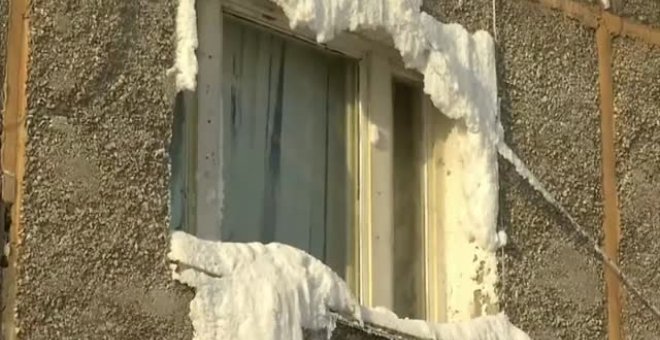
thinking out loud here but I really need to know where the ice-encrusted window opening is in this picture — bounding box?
[168,0,530,339]
[170,232,530,340]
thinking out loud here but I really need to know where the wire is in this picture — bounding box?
[492,0,498,42]
[556,201,660,320]
[498,143,660,322]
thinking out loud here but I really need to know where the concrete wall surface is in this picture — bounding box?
[2,0,659,339]
[425,0,660,339]
[614,0,660,28]
[572,0,660,26]
[426,1,605,338]
[14,1,193,339]
[613,36,660,339]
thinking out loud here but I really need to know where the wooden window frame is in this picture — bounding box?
[193,0,445,321]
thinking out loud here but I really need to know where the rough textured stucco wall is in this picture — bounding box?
[11,0,659,339]
[16,1,193,338]
[424,0,607,339]
[613,37,660,339]
[615,0,660,28]
[570,0,660,27]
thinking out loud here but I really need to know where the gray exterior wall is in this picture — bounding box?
[613,37,660,338]
[1,1,403,338]
[424,1,606,338]
[615,0,660,27]
[14,1,193,339]
[425,0,660,339]
[573,0,660,25]
[1,0,658,339]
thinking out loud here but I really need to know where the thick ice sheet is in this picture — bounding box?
[270,0,503,251]
[171,0,198,91]
[170,232,530,340]
[169,0,524,338]
[172,0,504,250]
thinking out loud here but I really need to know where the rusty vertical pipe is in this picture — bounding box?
[596,24,622,340]
[2,0,30,339]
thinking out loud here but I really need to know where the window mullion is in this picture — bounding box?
[195,0,224,240]
[357,52,394,310]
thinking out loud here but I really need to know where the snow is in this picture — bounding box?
[170,231,531,340]
[169,231,359,340]
[600,0,611,9]
[170,0,198,91]
[169,0,530,338]
[170,0,503,250]
[270,0,503,251]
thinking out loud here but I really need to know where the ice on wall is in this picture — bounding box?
[170,0,198,91]
[172,0,503,249]
[600,0,611,9]
[273,0,502,250]
[169,0,524,337]
[169,231,360,340]
[170,231,531,340]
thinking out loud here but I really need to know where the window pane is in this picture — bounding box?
[170,93,187,232]
[219,17,353,277]
[392,80,425,319]
[170,92,197,233]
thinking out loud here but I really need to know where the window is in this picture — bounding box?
[217,16,355,275]
[392,80,425,319]
[170,0,448,321]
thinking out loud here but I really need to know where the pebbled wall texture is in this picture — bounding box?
[609,5,660,339]
[612,0,660,28]
[2,0,659,339]
[613,37,660,339]
[425,0,660,339]
[12,0,194,339]
[425,1,605,339]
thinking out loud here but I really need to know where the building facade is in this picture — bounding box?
[1,0,659,339]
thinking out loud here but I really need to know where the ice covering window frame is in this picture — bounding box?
[181,0,450,322]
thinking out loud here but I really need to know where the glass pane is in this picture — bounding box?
[219,17,354,277]
[170,92,197,233]
[392,80,425,319]
[170,93,187,232]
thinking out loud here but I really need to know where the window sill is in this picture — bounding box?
[305,313,423,340]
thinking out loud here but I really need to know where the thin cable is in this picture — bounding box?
[498,142,660,322]
[491,0,498,42]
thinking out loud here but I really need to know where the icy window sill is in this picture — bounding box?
[305,313,422,340]
[169,232,529,340]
